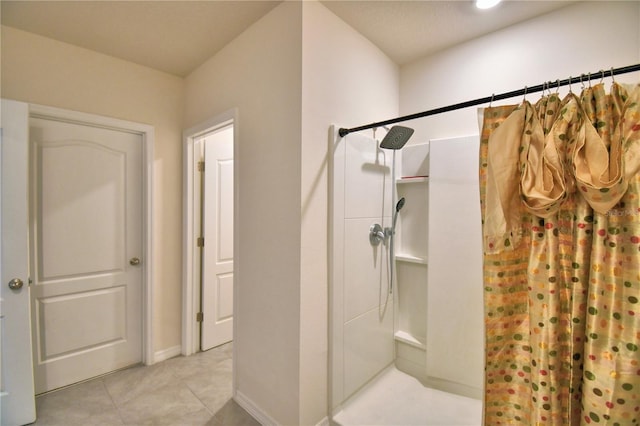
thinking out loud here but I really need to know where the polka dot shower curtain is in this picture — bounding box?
[479,81,640,424]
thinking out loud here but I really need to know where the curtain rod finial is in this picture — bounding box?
[338,128,349,137]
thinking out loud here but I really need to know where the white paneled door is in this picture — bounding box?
[1,99,37,426]
[30,117,143,394]
[200,126,234,351]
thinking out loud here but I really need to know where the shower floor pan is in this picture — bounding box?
[332,366,481,426]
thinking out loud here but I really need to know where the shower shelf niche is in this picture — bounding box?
[393,143,430,383]
[395,253,427,264]
[394,175,428,264]
[394,330,426,350]
[397,176,429,184]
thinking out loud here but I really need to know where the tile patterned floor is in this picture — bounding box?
[30,343,260,426]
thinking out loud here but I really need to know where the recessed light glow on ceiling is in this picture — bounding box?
[476,0,502,9]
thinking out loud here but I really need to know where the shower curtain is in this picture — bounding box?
[479,81,640,424]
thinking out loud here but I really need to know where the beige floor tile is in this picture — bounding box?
[29,343,260,426]
[103,361,179,406]
[117,384,208,425]
[211,400,261,426]
[33,379,123,425]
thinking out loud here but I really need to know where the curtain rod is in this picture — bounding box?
[338,63,640,138]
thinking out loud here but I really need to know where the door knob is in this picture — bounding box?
[8,278,24,290]
[129,257,141,266]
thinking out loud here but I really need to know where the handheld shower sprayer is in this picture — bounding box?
[388,197,405,295]
[392,197,405,231]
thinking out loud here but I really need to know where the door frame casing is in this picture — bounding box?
[28,103,155,366]
[182,108,237,357]
[1,99,37,425]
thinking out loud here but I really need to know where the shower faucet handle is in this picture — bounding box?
[369,224,386,246]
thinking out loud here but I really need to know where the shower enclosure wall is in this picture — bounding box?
[329,127,484,419]
[330,127,395,408]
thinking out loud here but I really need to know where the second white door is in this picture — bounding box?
[199,126,234,351]
[30,116,143,394]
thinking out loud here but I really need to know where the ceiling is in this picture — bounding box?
[1,0,577,77]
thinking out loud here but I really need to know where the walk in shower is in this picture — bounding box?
[329,126,483,425]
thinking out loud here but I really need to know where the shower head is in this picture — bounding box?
[379,126,414,150]
[396,197,405,213]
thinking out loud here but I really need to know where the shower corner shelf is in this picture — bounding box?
[395,253,427,265]
[394,330,426,350]
[397,176,429,184]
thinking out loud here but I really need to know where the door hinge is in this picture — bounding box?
[197,161,205,172]
[196,312,204,322]
[197,237,204,247]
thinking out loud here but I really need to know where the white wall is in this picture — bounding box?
[1,25,185,353]
[186,2,399,423]
[400,1,640,143]
[426,136,483,399]
[184,3,303,424]
[301,2,398,423]
[187,2,399,423]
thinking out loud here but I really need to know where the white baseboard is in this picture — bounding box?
[234,390,280,426]
[423,375,483,400]
[153,345,182,363]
